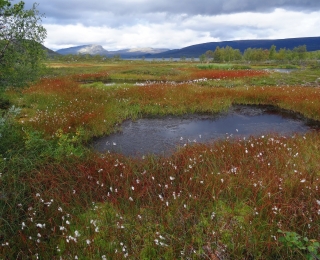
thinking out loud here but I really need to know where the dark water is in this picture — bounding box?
[91,105,319,157]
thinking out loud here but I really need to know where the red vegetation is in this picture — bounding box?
[25,132,320,249]
[23,78,107,133]
[190,69,268,79]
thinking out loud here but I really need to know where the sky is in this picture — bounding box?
[22,0,320,51]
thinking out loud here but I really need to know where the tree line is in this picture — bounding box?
[199,45,320,63]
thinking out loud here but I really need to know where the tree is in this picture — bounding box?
[224,46,234,62]
[199,54,206,63]
[243,48,253,62]
[233,49,242,61]
[204,50,214,62]
[269,45,276,60]
[293,45,307,61]
[0,0,46,88]
[243,48,269,62]
[213,46,223,62]
[276,48,287,61]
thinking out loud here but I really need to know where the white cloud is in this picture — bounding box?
[43,8,320,50]
[44,22,218,50]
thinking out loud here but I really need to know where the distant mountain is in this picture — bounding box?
[56,45,169,58]
[56,45,109,55]
[54,37,320,59]
[77,45,109,55]
[41,44,60,58]
[108,47,170,58]
[148,36,320,58]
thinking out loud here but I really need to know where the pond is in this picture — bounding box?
[90,105,319,157]
[263,68,297,73]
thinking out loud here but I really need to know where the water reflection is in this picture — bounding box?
[91,105,319,157]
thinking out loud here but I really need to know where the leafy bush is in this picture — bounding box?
[278,230,320,259]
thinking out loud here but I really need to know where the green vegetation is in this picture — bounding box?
[0,0,46,89]
[200,44,317,64]
[49,53,122,63]
[197,63,252,70]
[278,230,320,259]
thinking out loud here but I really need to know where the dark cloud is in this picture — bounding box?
[23,0,320,26]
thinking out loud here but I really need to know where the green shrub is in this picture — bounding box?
[278,230,320,259]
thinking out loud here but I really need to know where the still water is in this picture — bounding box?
[91,105,319,157]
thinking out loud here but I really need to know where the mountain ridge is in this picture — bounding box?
[147,36,320,58]
[56,45,170,58]
[52,36,320,58]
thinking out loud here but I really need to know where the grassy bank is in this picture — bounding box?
[1,61,320,259]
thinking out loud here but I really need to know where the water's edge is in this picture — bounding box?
[90,105,320,157]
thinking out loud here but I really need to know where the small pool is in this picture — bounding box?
[263,68,297,73]
[91,105,319,157]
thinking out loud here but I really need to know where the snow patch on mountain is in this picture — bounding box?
[78,45,108,55]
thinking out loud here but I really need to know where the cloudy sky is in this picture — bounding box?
[22,0,320,51]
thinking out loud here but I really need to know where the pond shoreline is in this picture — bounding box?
[90,104,320,157]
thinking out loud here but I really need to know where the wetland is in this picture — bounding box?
[2,59,320,259]
[92,105,320,156]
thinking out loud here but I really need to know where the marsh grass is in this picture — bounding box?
[197,64,252,70]
[1,61,320,259]
[2,133,319,258]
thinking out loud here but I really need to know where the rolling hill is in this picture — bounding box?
[147,36,320,58]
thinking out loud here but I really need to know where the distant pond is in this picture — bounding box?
[263,68,298,73]
[90,105,320,157]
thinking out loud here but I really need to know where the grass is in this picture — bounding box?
[1,60,320,259]
[197,63,252,70]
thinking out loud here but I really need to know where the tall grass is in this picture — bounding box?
[2,133,319,258]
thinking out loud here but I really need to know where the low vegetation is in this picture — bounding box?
[1,59,320,259]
